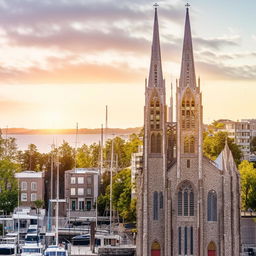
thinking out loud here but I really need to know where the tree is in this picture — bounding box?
[18,144,43,171]
[250,136,256,153]
[203,131,242,165]
[239,160,256,210]
[98,168,135,222]
[34,200,44,213]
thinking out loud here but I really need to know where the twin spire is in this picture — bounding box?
[148,4,196,89]
[148,5,163,88]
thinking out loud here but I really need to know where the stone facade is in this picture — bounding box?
[136,6,240,256]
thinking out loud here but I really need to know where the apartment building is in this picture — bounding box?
[218,119,252,160]
[64,168,99,218]
[15,171,45,208]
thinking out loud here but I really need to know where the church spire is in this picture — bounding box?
[148,4,164,88]
[179,5,196,88]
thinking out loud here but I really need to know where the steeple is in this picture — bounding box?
[179,5,196,89]
[148,4,164,88]
[169,83,173,122]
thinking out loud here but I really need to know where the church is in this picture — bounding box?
[136,5,241,256]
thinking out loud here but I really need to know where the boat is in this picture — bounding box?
[24,233,41,244]
[21,243,44,256]
[0,237,17,256]
[44,245,68,256]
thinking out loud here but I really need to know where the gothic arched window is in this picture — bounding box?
[153,191,159,220]
[149,95,161,130]
[181,89,196,130]
[184,136,195,153]
[156,133,162,153]
[151,133,156,153]
[207,190,217,221]
[159,192,163,209]
[177,182,194,217]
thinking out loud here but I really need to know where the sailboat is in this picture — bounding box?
[44,149,69,256]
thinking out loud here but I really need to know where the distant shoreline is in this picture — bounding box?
[1,127,142,135]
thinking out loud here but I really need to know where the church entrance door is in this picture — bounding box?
[208,241,216,256]
[151,241,161,256]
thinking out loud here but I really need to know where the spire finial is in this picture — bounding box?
[153,3,159,9]
[185,3,190,9]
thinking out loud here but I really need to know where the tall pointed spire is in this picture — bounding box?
[179,5,196,88]
[148,4,164,88]
[169,83,173,122]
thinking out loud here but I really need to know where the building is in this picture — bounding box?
[217,119,251,160]
[64,168,99,218]
[15,171,45,208]
[131,146,143,198]
[136,6,240,256]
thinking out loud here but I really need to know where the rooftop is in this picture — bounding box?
[66,168,99,175]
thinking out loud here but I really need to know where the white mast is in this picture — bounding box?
[109,138,114,234]
[74,122,78,169]
[55,150,60,246]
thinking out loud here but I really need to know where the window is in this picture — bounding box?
[21,193,27,201]
[184,136,195,153]
[181,89,196,130]
[178,192,182,216]
[156,133,162,153]
[71,200,76,211]
[208,190,217,221]
[71,177,76,184]
[187,159,190,168]
[159,192,163,209]
[149,96,161,130]
[184,227,188,255]
[178,182,194,217]
[78,199,85,211]
[21,181,27,191]
[151,133,161,154]
[151,133,156,153]
[31,182,37,191]
[87,176,92,185]
[87,188,92,195]
[31,193,37,201]
[190,192,194,216]
[70,188,76,196]
[77,177,84,184]
[184,192,188,216]
[86,200,92,211]
[190,226,193,255]
[178,227,182,255]
[153,191,159,220]
[78,188,84,195]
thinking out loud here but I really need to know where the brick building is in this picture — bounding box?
[64,168,99,218]
[15,171,45,208]
[136,6,240,256]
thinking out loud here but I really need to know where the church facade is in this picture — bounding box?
[136,6,241,256]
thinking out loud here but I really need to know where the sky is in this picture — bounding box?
[0,0,256,129]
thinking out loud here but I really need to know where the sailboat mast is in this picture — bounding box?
[56,150,60,245]
[74,122,78,169]
[110,138,114,234]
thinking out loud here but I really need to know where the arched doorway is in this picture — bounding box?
[151,241,161,256]
[208,241,216,256]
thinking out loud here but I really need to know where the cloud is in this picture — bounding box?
[197,61,256,80]
[0,59,146,85]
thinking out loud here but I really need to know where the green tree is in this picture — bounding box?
[203,131,242,165]
[250,136,256,153]
[18,144,42,171]
[239,160,256,210]
[98,168,135,222]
